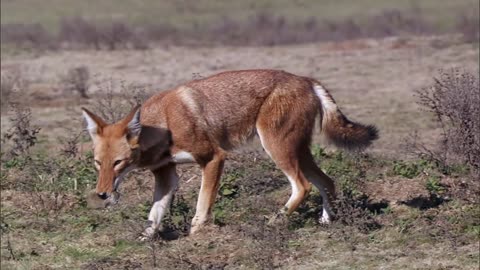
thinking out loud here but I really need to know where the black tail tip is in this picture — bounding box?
[366,124,379,142]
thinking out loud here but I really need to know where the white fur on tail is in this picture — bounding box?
[313,84,337,112]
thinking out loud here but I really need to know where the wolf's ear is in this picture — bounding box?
[82,108,107,140]
[123,105,142,143]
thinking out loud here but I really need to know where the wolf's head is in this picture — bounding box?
[81,106,141,204]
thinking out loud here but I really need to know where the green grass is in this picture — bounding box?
[1,0,478,32]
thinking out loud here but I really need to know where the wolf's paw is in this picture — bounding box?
[266,211,288,226]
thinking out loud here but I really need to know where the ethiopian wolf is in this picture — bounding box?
[81,69,378,237]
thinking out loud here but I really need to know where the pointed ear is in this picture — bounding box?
[123,105,142,140]
[81,108,107,139]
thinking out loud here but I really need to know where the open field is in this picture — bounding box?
[1,1,479,269]
[1,34,479,269]
[1,35,478,154]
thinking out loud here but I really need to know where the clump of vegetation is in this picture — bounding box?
[1,104,40,159]
[410,69,479,177]
[61,66,90,99]
[0,102,96,231]
[90,79,150,123]
[391,159,433,179]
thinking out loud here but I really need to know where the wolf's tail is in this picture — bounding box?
[312,81,378,150]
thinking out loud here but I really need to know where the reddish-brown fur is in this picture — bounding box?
[82,69,378,236]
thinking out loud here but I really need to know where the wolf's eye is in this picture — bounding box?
[95,160,101,166]
[113,160,123,167]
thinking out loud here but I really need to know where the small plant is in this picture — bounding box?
[392,160,422,179]
[61,66,90,98]
[212,169,243,225]
[162,195,192,234]
[1,104,40,159]
[425,176,443,194]
[332,191,382,235]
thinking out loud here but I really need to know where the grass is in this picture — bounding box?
[1,0,478,32]
[2,141,477,268]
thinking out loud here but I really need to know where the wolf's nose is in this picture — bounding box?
[97,192,108,200]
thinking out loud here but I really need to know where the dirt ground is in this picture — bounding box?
[1,35,479,269]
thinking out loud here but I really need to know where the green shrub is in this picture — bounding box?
[391,159,435,179]
[425,176,445,195]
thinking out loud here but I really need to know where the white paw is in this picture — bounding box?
[137,235,149,242]
[190,225,201,235]
[138,226,156,241]
[319,216,331,224]
[266,211,288,226]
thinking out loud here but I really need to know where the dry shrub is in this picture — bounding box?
[333,192,381,233]
[1,104,40,158]
[90,79,150,123]
[412,69,479,175]
[61,66,90,98]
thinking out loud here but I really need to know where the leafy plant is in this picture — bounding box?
[425,176,445,195]
[391,159,437,179]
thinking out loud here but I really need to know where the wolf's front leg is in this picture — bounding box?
[142,164,178,239]
[190,151,225,234]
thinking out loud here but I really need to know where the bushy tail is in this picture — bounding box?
[312,82,378,150]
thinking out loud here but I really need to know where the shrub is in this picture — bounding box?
[1,104,40,158]
[91,79,150,123]
[1,103,96,230]
[413,69,479,175]
[61,66,90,98]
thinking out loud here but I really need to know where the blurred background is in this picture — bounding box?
[1,1,479,269]
[1,0,479,49]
